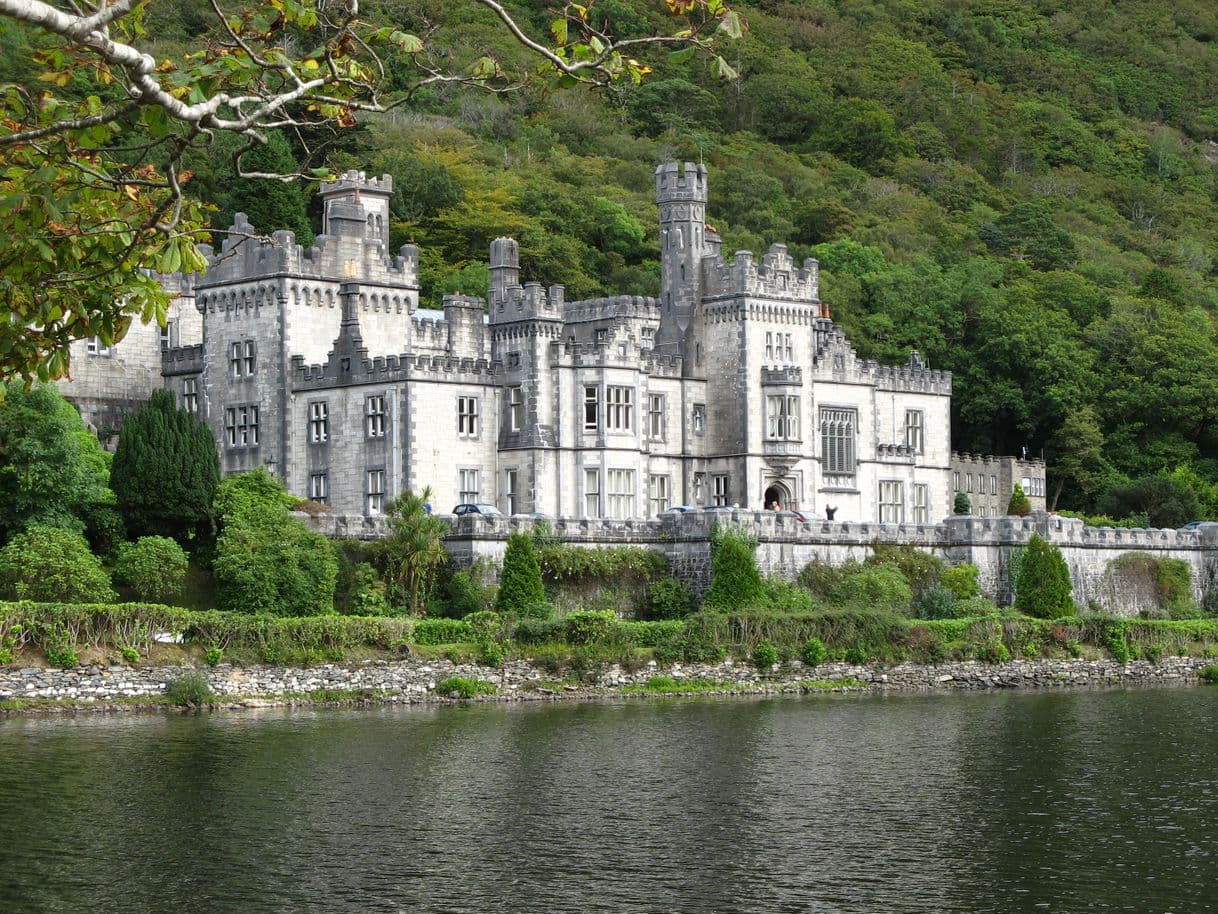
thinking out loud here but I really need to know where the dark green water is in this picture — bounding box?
[1,688,1215,913]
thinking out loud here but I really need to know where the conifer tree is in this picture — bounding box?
[496,533,546,614]
[953,492,972,515]
[110,390,219,545]
[1013,534,1074,619]
[1007,483,1032,516]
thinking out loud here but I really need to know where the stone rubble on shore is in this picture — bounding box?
[0,655,1211,712]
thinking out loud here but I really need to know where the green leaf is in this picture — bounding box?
[551,18,568,45]
[713,55,738,80]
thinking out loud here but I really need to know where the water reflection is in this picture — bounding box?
[0,689,1215,913]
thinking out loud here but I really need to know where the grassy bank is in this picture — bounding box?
[4,601,1218,675]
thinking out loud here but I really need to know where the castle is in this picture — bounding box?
[61,163,1045,521]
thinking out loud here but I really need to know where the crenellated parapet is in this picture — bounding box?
[161,344,204,376]
[563,294,661,325]
[291,352,500,391]
[702,244,819,303]
[952,451,1046,470]
[761,366,803,386]
[196,209,419,295]
[489,281,565,324]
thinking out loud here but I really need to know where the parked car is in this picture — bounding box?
[453,503,504,517]
[1180,520,1218,530]
[659,505,698,515]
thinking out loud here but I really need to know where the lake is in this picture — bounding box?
[0,687,1215,913]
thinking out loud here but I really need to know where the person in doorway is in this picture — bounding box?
[825,505,837,520]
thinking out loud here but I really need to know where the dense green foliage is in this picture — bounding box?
[381,488,449,613]
[0,384,116,546]
[114,536,189,603]
[1106,552,1198,619]
[1014,534,1075,619]
[110,390,219,544]
[953,493,971,515]
[434,676,497,699]
[703,527,765,610]
[496,533,547,613]
[1007,483,1031,517]
[0,525,115,603]
[212,470,338,617]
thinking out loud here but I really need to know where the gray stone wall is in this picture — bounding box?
[305,509,1218,614]
[1,656,1209,707]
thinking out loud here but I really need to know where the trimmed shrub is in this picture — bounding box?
[940,564,980,599]
[952,597,1001,618]
[412,617,475,645]
[1007,483,1031,517]
[496,533,546,614]
[511,618,565,645]
[114,536,189,603]
[642,576,693,620]
[516,600,555,620]
[617,620,685,648]
[0,525,115,603]
[832,562,913,613]
[801,637,828,666]
[753,640,779,670]
[1014,534,1074,619]
[953,492,971,514]
[465,610,506,643]
[564,610,619,645]
[703,527,765,610]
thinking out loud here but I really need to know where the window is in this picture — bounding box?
[584,468,600,517]
[990,475,998,495]
[954,471,961,491]
[309,473,328,504]
[784,333,794,362]
[223,405,259,448]
[507,386,523,432]
[505,469,518,516]
[606,386,633,431]
[766,395,800,440]
[1021,476,1031,495]
[367,395,387,438]
[647,394,665,441]
[693,472,706,505]
[765,331,774,361]
[182,379,198,414]
[641,327,655,347]
[160,321,175,351]
[229,340,255,378]
[904,409,924,454]
[308,401,328,444]
[607,469,636,518]
[595,328,608,343]
[508,352,520,368]
[85,337,112,357]
[820,408,857,480]
[366,469,385,515]
[692,404,706,435]
[966,473,974,493]
[879,480,904,524]
[583,386,599,432]
[712,474,729,506]
[459,469,479,504]
[457,396,478,437]
[913,484,929,524]
[1032,477,1044,497]
[648,474,671,515]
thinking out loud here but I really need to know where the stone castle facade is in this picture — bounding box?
[62,162,1045,522]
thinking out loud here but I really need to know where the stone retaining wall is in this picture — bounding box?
[303,510,1218,615]
[1,656,1210,707]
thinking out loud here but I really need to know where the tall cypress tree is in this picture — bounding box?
[110,389,220,544]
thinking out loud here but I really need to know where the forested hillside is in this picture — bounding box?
[32,0,1218,518]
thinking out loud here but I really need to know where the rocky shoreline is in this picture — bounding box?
[0,654,1212,715]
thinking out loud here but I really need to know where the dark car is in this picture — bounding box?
[453,503,504,517]
[659,505,698,515]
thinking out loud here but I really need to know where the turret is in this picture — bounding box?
[317,170,393,246]
[489,237,520,308]
[655,162,708,311]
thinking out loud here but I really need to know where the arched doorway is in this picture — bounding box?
[764,481,792,511]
